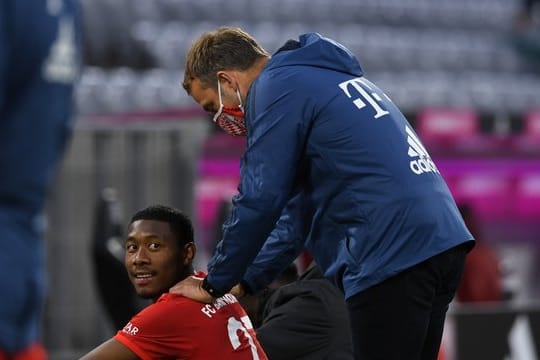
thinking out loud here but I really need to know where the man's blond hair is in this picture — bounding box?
[183,27,269,93]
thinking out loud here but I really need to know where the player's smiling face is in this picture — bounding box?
[125,219,186,301]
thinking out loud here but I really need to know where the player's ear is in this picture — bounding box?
[182,242,196,265]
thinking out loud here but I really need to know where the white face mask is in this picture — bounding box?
[212,80,247,136]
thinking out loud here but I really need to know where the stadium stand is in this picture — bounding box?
[76,0,540,118]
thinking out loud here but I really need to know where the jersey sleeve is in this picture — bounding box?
[114,296,194,360]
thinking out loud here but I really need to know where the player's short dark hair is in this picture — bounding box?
[129,205,194,246]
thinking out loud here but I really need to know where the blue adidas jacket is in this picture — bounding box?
[207,33,474,299]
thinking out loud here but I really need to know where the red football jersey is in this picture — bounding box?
[114,286,267,359]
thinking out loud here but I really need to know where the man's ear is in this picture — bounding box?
[183,242,196,265]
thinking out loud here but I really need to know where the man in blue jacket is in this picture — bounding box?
[0,1,80,358]
[174,26,474,360]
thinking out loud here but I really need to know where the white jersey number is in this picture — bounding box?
[227,315,260,360]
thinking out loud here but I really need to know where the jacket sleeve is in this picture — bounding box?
[0,6,6,112]
[205,73,310,294]
[242,190,308,293]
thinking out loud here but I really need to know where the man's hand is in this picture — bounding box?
[169,275,214,303]
[230,283,246,298]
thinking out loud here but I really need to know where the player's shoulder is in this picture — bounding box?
[155,293,199,307]
[135,293,208,328]
[153,271,207,306]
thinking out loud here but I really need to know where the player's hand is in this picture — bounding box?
[169,275,214,303]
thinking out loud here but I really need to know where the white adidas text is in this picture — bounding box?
[406,125,439,175]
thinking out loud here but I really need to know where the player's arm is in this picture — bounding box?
[79,338,139,360]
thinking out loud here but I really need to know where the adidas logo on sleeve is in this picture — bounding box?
[406,125,440,175]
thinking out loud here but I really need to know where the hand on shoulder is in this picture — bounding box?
[169,275,214,303]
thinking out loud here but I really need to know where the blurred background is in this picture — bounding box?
[43,0,540,359]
